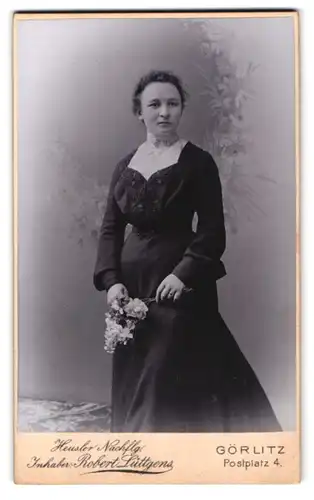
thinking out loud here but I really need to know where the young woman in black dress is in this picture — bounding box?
[94,70,281,433]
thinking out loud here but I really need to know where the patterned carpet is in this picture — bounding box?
[18,398,111,432]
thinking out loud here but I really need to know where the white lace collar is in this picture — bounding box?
[127,136,188,180]
[146,131,180,149]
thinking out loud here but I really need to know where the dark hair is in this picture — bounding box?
[132,70,188,115]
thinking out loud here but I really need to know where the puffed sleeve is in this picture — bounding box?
[172,151,226,288]
[93,161,127,291]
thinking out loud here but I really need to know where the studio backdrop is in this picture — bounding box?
[17,16,296,430]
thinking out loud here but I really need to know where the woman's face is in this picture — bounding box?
[138,82,183,138]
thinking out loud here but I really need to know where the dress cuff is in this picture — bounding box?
[93,270,121,292]
[172,257,227,287]
[172,257,195,289]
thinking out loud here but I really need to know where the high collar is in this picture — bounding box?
[146,131,180,149]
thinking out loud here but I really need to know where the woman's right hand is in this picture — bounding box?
[107,283,129,306]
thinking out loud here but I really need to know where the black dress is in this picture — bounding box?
[94,141,281,433]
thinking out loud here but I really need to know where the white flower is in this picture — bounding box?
[110,300,124,314]
[124,298,148,320]
[104,296,150,353]
[105,317,122,332]
[120,327,133,341]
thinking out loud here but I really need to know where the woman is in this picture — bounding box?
[94,70,281,433]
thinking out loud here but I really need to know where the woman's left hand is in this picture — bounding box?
[156,274,185,303]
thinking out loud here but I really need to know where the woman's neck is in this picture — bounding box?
[146,131,180,148]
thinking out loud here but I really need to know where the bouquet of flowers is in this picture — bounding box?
[104,296,151,353]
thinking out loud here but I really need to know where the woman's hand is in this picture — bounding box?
[107,283,129,306]
[155,274,185,303]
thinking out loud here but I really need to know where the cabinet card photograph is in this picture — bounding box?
[13,10,300,484]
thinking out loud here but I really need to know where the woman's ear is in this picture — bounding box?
[137,110,144,122]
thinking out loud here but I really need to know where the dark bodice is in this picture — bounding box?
[114,159,194,234]
[93,141,226,292]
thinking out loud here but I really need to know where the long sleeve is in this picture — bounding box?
[93,161,127,291]
[172,151,226,288]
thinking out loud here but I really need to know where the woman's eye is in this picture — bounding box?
[148,101,179,108]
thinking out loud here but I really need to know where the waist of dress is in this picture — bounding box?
[131,225,193,239]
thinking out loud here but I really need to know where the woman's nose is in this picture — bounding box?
[159,105,170,117]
